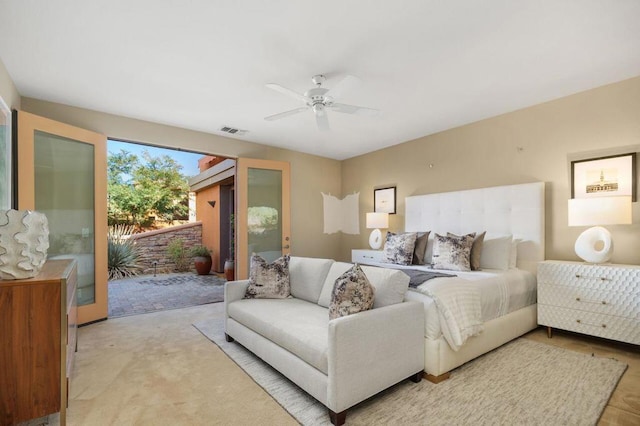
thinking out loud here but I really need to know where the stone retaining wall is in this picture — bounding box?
[130,222,202,274]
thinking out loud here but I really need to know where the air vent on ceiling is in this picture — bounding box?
[220,126,247,136]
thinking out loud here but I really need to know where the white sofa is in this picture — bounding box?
[224,257,425,425]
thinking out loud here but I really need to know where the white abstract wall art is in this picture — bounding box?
[321,192,360,234]
[0,210,50,279]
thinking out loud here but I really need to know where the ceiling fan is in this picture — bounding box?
[264,74,380,131]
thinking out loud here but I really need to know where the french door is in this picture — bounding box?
[236,158,291,279]
[17,111,108,324]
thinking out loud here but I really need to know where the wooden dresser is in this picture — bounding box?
[0,259,78,426]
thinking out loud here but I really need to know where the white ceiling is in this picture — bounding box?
[1,1,639,160]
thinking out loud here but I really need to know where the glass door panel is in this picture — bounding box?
[247,168,283,267]
[34,131,96,305]
[17,111,107,324]
[237,158,290,279]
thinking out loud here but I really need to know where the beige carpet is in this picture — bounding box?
[194,320,627,426]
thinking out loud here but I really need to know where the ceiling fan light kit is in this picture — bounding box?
[265,74,380,131]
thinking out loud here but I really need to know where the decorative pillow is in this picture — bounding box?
[329,263,375,320]
[382,232,417,265]
[244,254,291,299]
[412,231,431,265]
[479,235,513,270]
[432,233,474,271]
[448,231,485,270]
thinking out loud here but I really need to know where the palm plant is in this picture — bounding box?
[108,224,143,280]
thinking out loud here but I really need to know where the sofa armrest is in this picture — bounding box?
[327,301,424,413]
[224,280,250,320]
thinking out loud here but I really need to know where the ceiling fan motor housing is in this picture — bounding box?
[304,87,330,107]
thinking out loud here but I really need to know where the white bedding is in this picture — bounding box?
[365,262,537,342]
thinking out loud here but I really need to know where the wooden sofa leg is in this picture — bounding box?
[328,409,347,426]
[224,333,234,343]
[409,371,423,383]
[424,371,450,384]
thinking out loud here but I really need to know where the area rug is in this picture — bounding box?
[193,319,627,426]
[108,273,226,318]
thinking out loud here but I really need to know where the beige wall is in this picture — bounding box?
[0,58,20,109]
[21,98,342,261]
[18,76,640,266]
[341,76,640,265]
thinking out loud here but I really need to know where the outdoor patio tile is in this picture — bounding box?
[108,273,226,318]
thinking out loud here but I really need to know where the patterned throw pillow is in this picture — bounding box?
[432,233,474,271]
[383,232,418,265]
[244,254,291,299]
[447,231,486,270]
[329,263,375,320]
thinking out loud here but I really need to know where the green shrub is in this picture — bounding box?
[190,245,211,258]
[167,238,190,272]
[108,225,143,280]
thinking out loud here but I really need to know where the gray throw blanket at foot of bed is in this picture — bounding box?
[401,269,456,288]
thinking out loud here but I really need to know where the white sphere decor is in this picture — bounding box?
[574,226,612,264]
[0,209,50,279]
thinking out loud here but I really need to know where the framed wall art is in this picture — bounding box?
[0,95,11,209]
[571,153,636,201]
[374,186,396,214]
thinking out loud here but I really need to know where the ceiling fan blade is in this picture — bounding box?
[315,109,330,132]
[266,83,310,104]
[329,102,380,117]
[264,106,309,121]
[325,75,360,100]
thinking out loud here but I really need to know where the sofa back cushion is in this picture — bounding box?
[318,262,410,309]
[289,257,335,303]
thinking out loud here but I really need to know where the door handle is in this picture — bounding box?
[283,245,290,249]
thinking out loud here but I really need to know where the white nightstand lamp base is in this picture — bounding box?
[369,229,383,250]
[575,226,612,264]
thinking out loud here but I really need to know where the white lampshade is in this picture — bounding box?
[568,196,632,226]
[567,196,632,263]
[366,212,389,229]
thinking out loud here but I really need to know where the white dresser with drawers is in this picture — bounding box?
[537,260,640,345]
[351,249,384,265]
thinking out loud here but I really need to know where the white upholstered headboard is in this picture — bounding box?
[405,182,545,274]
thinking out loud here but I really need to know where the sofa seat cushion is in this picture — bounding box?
[227,298,329,374]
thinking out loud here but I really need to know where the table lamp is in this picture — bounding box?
[567,196,632,263]
[366,212,389,250]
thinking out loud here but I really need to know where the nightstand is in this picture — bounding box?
[537,260,640,345]
[351,249,384,265]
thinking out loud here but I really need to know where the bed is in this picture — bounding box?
[364,182,545,382]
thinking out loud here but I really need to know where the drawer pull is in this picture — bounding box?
[574,274,611,282]
[575,297,608,305]
[576,319,607,328]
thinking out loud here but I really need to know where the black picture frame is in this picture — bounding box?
[571,153,636,202]
[374,186,396,214]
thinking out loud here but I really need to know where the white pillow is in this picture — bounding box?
[510,238,521,269]
[479,235,513,270]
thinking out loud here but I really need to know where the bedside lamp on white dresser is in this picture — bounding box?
[567,195,632,263]
[366,212,389,250]
[538,195,638,345]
